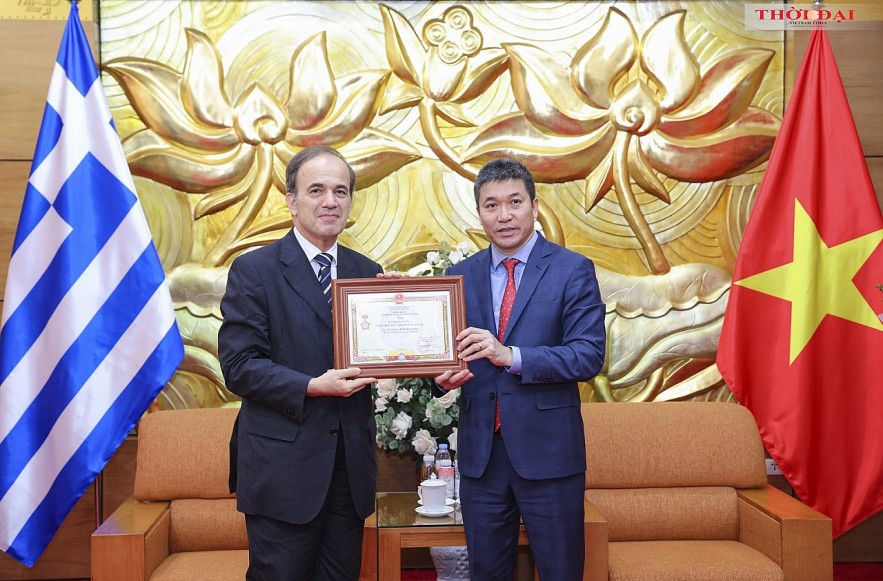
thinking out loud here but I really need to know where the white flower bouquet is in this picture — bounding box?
[373,377,460,455]
[372,242,472,456]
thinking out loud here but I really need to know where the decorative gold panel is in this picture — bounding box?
[98,1,784,408]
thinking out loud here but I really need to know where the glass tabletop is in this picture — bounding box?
[376,491,464,528]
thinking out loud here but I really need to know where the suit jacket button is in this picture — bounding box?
[489,393,496,400]
[496,366,504,373]
[330,428,338,435]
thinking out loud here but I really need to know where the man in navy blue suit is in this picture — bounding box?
[436,158,606,580]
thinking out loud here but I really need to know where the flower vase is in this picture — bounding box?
[430,545,470,580]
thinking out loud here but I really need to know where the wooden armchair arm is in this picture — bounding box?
[91,496,171,581]
[584,495,608,581]
[737,484,832,581]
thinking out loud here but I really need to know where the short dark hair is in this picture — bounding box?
[473,158,536,205]
[285,146,356,196]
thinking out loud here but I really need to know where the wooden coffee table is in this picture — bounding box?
[367,491,533,581]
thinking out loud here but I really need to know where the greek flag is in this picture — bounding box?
[0,3,183,567]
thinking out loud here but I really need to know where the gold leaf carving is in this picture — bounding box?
[105,59,237,150]
[640,107,779,182]
[124,132,254,193]
[182,29,233,128]
[659,48,775,138]
[504,43,608,136]
[285,71,391,147]
[571,7,637,109]
[641,11,700,113]
[285,32,335,130]
[463,113,616,182]
[380,4,426,87]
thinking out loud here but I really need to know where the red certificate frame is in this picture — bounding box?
[331,276,467,378]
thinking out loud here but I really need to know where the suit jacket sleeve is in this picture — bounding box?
[218,253,312,417]
[518,256,606,384]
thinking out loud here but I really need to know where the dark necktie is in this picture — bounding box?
[315,253,333,305]
[495,258,519,433]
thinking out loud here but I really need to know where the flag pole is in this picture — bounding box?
[69,0,105,530]
[94,470,104,526]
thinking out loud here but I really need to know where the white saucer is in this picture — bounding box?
[418,498,455,506]
[415,505,454,517]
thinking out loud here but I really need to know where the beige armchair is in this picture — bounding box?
[581,402,832,581]
[91,408,247,581]
[92,407,378,580]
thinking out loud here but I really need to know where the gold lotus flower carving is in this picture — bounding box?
[380,4,507,170]
[379,4,569,243]
[104,29,420,267]
[462,8,780,274]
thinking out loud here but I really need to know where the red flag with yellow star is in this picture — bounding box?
[717,28,883,538]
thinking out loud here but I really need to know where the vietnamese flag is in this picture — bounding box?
[717,28,883,537]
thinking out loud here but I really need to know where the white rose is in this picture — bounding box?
[411,429,437,456]
[448,427,458,453]
[456,241,470,254]
[390,411,413,440]
[427,251,441,265]
[376,378,397,399]
[396,388,413,403]
[435,388,459,409]
[375,397,388,413]
[448,250,464,264]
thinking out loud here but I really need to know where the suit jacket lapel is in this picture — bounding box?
[502,235,550,343]
[471,250,497,335]
[279,231,332,328]
[336,247,359,280]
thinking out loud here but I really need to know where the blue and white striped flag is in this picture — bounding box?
[0,3,183,567]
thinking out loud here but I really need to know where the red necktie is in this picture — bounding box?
[495,258,518,433]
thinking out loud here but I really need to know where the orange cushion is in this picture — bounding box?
[582,402,767,489]
[169,498,247,553]
[587,487,739,542]
[608,540,783,581]
[135,408,238,501]
[149,550,248,581]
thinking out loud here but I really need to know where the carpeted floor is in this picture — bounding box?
[833,563,883,581]
[402,571,436,581]
[402,563,883,580]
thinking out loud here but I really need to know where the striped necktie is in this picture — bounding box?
[315,253,333,304]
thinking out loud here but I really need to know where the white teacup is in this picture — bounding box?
[418,477,447,511]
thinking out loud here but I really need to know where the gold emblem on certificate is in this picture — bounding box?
[332,277,467,378]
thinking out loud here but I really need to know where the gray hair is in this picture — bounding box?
[473,158,536,205]
[285,146,355,196]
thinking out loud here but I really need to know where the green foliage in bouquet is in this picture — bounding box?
[372,242,473,456]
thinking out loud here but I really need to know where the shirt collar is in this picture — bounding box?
[293,227,339,264]
[491,231,538,268]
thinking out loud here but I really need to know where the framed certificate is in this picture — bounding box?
[331,276,467,378]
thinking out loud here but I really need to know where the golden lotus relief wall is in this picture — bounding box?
[98,1,784,409]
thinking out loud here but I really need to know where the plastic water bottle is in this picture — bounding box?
[435,444,455,499]
[419,453,436,485]
[434,443,451,467]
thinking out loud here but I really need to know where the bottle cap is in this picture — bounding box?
[423,454,435,462]
[439,443,448,449]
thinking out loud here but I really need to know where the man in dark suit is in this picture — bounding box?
[218,146,381,580]
[436,158,606,580]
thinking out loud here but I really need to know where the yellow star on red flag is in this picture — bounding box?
[735,200,883,363]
